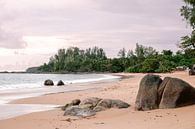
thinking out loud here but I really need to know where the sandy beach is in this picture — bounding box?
[0,72,194,129]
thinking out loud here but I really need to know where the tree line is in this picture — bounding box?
[28,43,195,73]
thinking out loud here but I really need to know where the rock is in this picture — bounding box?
[61,103,72,111]
[110,99,130,108]
[93,106,107,112]
[97,99,130,109]
[97,99,112,109]
[64,105,96,117]
[57,80,65,86]
[159,77,195,108]
[135,74,162,111]
[63,97,130,117]
[135,75,195,111]
[157,77,171,104]
[80,97,102,107]
[71,99,81,105]
[44,79,54,86]
[61,99,81,111]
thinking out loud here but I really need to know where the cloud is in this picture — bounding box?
[0,27,27,49]
[0,1,27,49]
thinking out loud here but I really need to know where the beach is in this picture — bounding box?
[0,72,194,129]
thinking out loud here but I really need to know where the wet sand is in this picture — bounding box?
[0,72,194,129]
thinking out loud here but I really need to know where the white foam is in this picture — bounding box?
[65,74,120,84]
[0,104,59,120]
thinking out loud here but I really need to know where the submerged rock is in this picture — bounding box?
[44,79,54,86]
[57,80,65,86]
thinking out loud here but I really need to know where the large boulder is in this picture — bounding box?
[135,74,162,111]
[159,77,195,108]
[44,79,54,86]
[57,80,65,86]
[135,75,195,111]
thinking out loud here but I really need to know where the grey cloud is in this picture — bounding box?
[0,27,27,49]
[0,1,27,49]
[0,0,191,51]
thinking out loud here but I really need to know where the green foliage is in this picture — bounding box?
[141,58,160,73]
[126,64,143,73]
[38,46,108,73]
[180,31,195,50]
[180,0,195,58]
[118,48,126,58]
[110,58,125,73]
[162,50,173,56]
[35,43,195,74]
[180,0,195,28]
[156,60,175,73]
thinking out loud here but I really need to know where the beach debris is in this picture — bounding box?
[135,74,195,111]
[57,80,65,86]
[44,79,54,86]
[63,97,130,117]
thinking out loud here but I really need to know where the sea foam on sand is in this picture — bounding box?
[0,104,58,120]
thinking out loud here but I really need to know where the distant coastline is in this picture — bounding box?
[0,69,112,74]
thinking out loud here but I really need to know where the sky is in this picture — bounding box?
[0,0,192,71]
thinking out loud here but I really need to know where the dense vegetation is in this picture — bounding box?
[27,43,195,73]
[180,0,195,57]
[26,0,195,73]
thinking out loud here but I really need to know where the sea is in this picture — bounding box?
[0,73,120,120]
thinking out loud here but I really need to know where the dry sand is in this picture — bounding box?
[0,72,195,129]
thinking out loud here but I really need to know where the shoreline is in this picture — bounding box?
[10,73,128,105]
[0,74,123,120]
[0,72,194,129]
[0,73,120,104]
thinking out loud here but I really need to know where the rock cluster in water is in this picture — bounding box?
[135,74,195,111]
[44,79,54,86]
[57,80,65,86]
[62,97,130,117]
[44,80,65,86]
